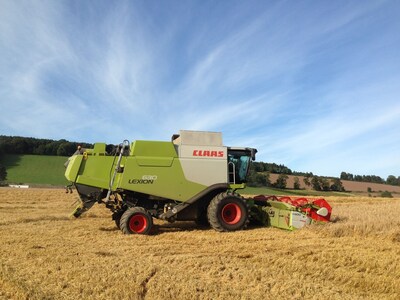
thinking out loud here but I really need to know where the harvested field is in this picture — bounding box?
[0,188,399,299]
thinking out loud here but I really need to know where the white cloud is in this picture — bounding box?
[1,0,399,177]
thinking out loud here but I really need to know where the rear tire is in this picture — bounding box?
[207,192,249,232]
[120,207,153,235]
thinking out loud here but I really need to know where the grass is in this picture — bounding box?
[0,188,399,299]
[0,154,69,186]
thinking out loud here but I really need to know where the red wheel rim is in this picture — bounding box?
[221,203,242,225]
[129,214,147,233]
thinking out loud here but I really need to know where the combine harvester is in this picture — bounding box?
[64,130,331,234]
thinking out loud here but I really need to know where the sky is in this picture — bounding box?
[1,0,400,178]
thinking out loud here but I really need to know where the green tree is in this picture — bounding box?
[381,191,393,198]
[330,178,345,192]
[253,162,264,172]
[303,175,311,187]
[320,177,330,191]
[247,170,270,187]
[311,176,321,191]
[256,173,270,187]
[274,174,288,189]
[293,177,300,190]
[386,175,398,186]
[340,172,353,181]
[246,168,256,186]
[56,142,77,156]
[354,175,363,182]
[0,164,7,184]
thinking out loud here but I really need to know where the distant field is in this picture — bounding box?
[0,188,399,299]
[0,154,69,186]
[269,173,400,195]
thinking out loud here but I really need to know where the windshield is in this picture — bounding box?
[228,150,252,184]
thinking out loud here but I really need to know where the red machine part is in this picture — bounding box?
[307,198,332,222]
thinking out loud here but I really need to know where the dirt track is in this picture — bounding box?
[1,188,399,299]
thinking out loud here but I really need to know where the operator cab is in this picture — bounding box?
[228,147,257,184]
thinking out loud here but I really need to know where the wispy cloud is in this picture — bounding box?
[1,0,399,177]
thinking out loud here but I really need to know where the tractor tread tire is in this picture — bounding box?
[112,210,125,229]
[120,207,153,235]
[207,192,249,232]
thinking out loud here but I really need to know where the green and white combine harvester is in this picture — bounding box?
[65,130,331,234]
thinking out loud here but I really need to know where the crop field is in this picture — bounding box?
[0,188,399,299]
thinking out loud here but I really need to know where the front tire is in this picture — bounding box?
[120,207,153,235]
[112,210,125,229]
[207,192,249,232]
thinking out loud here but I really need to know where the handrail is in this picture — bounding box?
[228,161,236,184]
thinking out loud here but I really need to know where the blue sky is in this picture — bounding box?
[1,0,400,178]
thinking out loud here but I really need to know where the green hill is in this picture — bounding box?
[0,154,69,186]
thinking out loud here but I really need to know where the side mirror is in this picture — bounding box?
[251,148,258,161]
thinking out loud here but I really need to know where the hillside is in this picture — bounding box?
[269,173,400,194]
[0,154,69,186]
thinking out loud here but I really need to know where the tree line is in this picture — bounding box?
[340,172,400,187]
[252,162,294,175]
[251,161,321,177]
[247,167,345,192]
[249,162,399,187]
[0,136,94,157]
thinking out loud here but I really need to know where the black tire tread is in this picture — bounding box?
[120,207,153,235]
[207,191,249,232]
[112,210,125,229]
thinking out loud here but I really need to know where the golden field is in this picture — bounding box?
[0,188,399,300]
